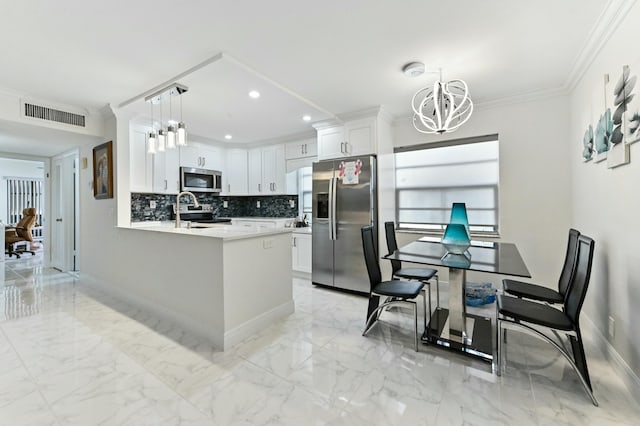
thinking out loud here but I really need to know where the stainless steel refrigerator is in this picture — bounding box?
[312,155,377,293]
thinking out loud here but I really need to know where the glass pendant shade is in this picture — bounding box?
[449,202,470,234]
[441,223,471,255]
[148,131,157,154]
[177,122,187,146]
[157,129,166,152]
[166,125,176,149]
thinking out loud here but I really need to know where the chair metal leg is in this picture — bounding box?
[434,275,440,308]
[423,286,429,332]
[496,312,502,376]
[499,318,598,406]
[413,301,418,351]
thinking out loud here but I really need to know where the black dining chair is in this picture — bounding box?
[384,222,439,327]
[496,234,597,406]
[502,228,580,304]
[361,225,426,351]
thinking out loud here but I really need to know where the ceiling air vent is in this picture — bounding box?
[24,103,86,127]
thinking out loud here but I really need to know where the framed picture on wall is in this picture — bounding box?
[93,141,114,199]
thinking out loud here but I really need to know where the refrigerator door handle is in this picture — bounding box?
[331,177,338,240]
[328,178,333,240]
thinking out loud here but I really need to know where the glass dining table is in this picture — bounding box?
[384,236,531,361]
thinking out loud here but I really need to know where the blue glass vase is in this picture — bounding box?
[449,202,470,234]
[441,223,470,255]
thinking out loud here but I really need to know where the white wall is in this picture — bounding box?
[0,157,44,223]
[393,95,572,288]
[569,1,640,380]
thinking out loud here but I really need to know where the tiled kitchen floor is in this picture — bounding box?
[1,254,639,425]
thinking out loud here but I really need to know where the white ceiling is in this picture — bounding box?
[0,0,608,156]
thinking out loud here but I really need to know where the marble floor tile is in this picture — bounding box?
[1,256,640,425]
[0,390,60,426]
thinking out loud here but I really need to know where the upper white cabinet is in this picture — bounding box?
[248,148,263,195]
[316,116,377,160]
[285,138,317,160]
[247,145,290,195]
[224,148,248,195]
[262,144,286,194]
[152,148,180,194]
[129,125,153,192]
[180,145,223,171]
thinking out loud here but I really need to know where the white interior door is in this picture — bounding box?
[51,153,77,271]
[51,158,65,270]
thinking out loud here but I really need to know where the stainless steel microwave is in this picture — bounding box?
[180,167,222,193]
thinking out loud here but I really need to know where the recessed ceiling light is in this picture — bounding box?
[248,90,260,99]
[225,134,232,140]
[302,115,311,122]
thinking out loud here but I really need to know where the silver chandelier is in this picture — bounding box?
[411,74,473,134]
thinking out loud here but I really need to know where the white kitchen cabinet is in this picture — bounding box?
[285,139,317,160]
[152,148,180,194]
[248,148,263,195]
[224,148,248,195]
[317,126,345,160]
[180,145,224,170]
[129,125,153,192]
[232,218,290,228]
[316,117,376,160]
[262,144,286,194]
[292,232,312,273]
[247,144,288,194]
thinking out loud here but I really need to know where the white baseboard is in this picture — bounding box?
[583,314,640,404]
[223,300,294,349]
[81,274,224,349]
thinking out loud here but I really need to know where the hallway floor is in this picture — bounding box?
[1,255,639,425]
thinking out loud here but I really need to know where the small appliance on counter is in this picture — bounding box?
[170,204,231,224]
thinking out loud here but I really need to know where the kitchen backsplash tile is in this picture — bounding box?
[131,193,298,222]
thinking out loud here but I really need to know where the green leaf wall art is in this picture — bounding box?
[594,108,612,154]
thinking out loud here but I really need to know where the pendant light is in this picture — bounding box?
[166,94,176,149]
[177,94,187,146]
[144,83,189,151]
[148,101,156,154]
[406,65,473,134]
[157,99,165,152]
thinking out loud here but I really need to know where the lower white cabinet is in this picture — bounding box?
[292,232,312,273]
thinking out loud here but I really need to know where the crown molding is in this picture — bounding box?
[564,0,637,92]
[473,86,568,110]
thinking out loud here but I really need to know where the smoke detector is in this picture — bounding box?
[402,62,425,77]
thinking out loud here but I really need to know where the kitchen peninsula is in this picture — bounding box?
[93,222,293,350]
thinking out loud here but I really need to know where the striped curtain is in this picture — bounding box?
[6,178,44,240]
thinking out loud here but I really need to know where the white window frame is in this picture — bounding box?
[394,134,500,237]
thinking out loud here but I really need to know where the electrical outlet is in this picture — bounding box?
[256,201,261,208]
[263,239,273,249]
[289,199,295,208]
[608,316,615,338]
[149,200,156,209]
[223,200,228,208]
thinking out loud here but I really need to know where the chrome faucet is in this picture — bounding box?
[175,191,199,228]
